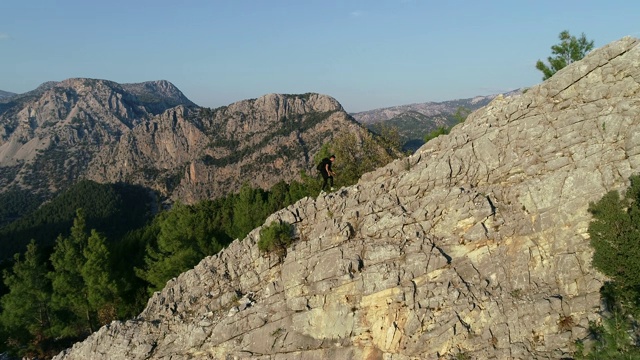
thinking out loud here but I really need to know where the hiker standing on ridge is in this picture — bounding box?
[317,155,336,192]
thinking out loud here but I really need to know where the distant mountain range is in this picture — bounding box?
[351,89,522,151]
[0,78,377,206]
[0,90,16,100]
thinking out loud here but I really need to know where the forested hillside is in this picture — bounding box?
[0,179,310,358]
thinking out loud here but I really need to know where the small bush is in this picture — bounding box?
[574,314,640,359]
[558,315,575,331]
[575,174,640,358]
[258,221,293,253]
[423,126,450,143]
[588,175,640,311]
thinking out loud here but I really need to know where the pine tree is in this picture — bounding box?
[0,240,53,357]
[577,177,640,358]
[536,30,595,80]
[82,229,119,326]
[423,126,450,143]
[136,203,223,292]
[231,183,265,239]
[48,209,91,337]
[588,176,640,311]
[325,131,397,187]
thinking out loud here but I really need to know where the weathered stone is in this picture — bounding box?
[53,36,640,360]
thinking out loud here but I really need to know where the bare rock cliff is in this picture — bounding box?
[85,92,361,202]
[0,80,362,203]
[0,78,192,193]
[55,37,640,359]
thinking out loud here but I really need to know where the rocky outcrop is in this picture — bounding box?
[54,36,640,359]
[0,79,369,203]
[0,78,192,193]
[85,92,366,203]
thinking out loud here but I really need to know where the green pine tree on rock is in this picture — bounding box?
[536,30,595,80]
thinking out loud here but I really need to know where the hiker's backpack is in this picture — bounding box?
[317,157,330,172]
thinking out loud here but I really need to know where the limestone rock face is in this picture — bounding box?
[54,37,640,359]
[0,78,195,194]
[0,80,361,202]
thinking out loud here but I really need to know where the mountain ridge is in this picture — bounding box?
[0,78,384,224]
[0,90,15,100]
[350,89,522,124]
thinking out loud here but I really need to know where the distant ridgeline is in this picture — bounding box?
[351,90,522,151]
[0,90,16,100]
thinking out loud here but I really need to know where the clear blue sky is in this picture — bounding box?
[1,1,639,112]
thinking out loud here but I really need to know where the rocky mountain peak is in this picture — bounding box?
[227,92,343,116]
[121,79,196,111]
[0,76,372,211]
[53,36,640,359]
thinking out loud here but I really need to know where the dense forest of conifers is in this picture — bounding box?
[0,131,402,358]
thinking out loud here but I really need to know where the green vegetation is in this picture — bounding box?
[369,123,405,156]
[575,313,640,359]
[258,221,293,254]
[0,180,154,259]
[421,106,471,144]
[574,175,640,358]
[135,202,228,292]
[423,126,450,143]
[588,176,640,312]
[536,30,595,80]
[48,209,119,337]
[451,106,472,124]
[0,241,55,358]
[0,165,22,189]
[0,188,43,227]
[424,106,471,143]
[204,111,337,167]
